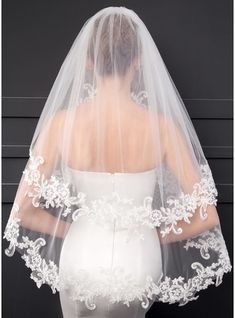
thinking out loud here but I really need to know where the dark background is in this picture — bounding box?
[2,0,233,317]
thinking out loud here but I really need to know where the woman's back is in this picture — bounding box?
[4,7,230,318]
[61,100,163,173]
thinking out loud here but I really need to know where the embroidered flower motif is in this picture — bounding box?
[155,227,232,306]
[78,83,98,104]
[3,214,232,309]
[184,227,229,261]
[22,153,86,216]
[59,267,162,310]
[130,90,148,107]
[156,164,218,237]
[3,203,20,257]
[78,83,148,108]
[22,242,59,293]
[72,193,160,241]
[4,216,59,293]
[22,154,43,185]
[3,154,231,310]
[22,153,218,240]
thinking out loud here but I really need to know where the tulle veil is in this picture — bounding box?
[3,6,232,311]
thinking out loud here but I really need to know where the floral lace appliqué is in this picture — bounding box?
[4,215,232,309]
[23,151,86,217]
[3,153,231,310]
[3,207,59,293]
[155,227,232,306]
[156,164,218,237]
[59,267,163,310]
[22,153,218,239]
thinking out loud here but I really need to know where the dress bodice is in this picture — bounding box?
[63,164,158,205]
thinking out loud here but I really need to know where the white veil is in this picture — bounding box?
[3,6,232,311]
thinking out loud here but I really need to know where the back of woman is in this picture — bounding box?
[63,100,162,173]
[3,6,231,318]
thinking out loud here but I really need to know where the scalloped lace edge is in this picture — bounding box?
[21,153,218,239]
[3,208,232,310]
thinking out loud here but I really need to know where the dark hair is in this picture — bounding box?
[87,14,140,77]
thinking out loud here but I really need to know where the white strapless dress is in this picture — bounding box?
[59,165,163,318]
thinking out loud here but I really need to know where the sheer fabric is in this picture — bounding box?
[3,6,232,317]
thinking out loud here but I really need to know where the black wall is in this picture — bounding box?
[2,1,233,318]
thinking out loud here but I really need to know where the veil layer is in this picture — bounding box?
[3,6,232,311]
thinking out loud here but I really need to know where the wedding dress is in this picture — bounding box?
[3,6,232,318]
[59,164,162,317]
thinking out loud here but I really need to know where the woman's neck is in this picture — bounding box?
[95,75,134,106]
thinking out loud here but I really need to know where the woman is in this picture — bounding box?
[3,6,232,318]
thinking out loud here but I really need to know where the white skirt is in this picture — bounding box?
[59,215,163,318]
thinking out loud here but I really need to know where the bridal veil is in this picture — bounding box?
[3,6,232,311]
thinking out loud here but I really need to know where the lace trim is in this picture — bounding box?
[78,82,148,107]
[71,192,158,241]
[3,214,231,309]
[155,227,232,305]
[3,213,161,309]
[157,164,218,237]
[22,153,218,238]
[3,153,231,309]
[3,204,60,293]
[130,90,148,107]
[59,267,162,310]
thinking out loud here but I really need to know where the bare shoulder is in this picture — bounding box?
[153,113,178,133]
[47,109,68,131]
[137,108,166,130]
[48,104,88,127]
[42,109,72,143]
[48,103,173,130]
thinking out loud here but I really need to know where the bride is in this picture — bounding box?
[3,6,232,318]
